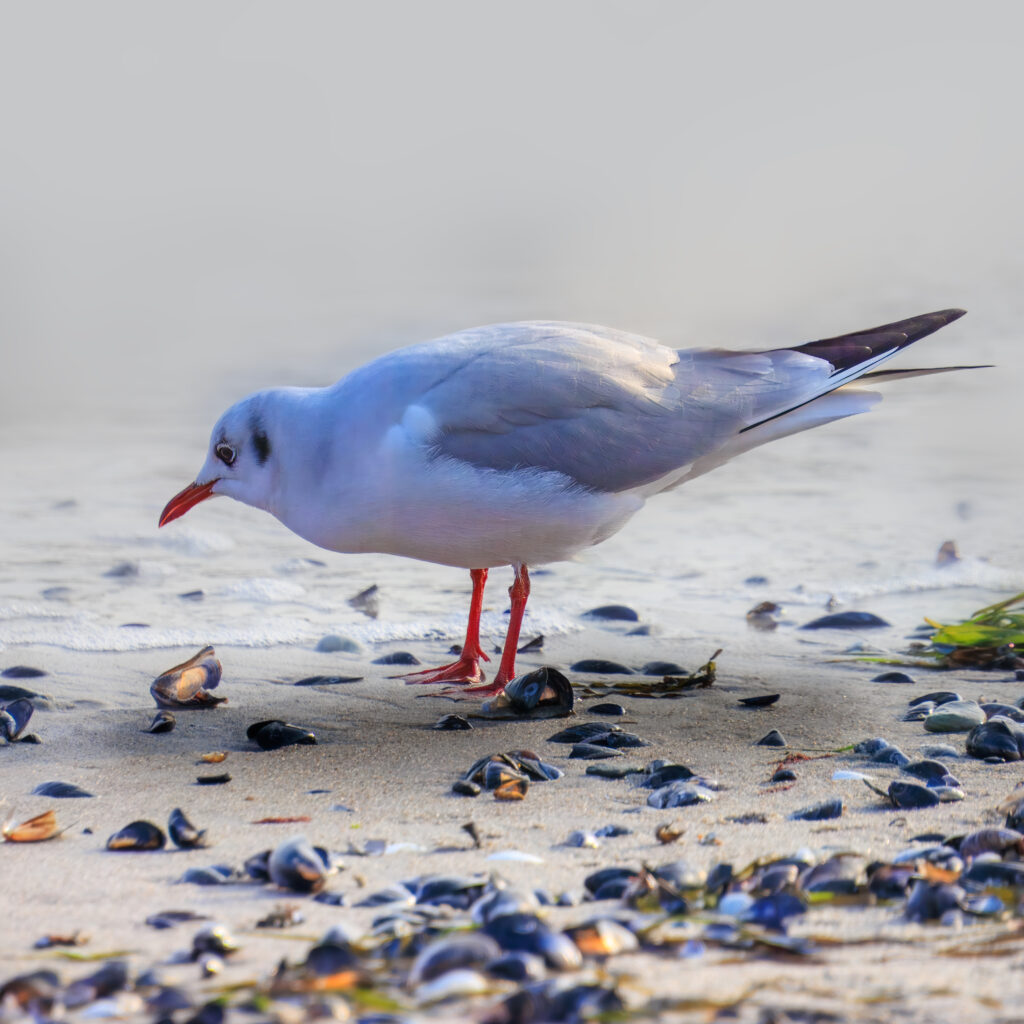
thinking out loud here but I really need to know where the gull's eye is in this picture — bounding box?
[215,442,236,466]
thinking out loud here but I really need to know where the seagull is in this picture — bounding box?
[160,308,973,696]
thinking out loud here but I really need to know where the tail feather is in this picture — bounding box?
[740,308,973,434]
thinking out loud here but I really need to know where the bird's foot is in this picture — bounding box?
[399,655,485,686]
[425,676,512,701]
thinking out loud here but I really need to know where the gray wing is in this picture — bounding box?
[413,321,829,493]
[409,310,965,494]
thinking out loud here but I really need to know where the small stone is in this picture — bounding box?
[582,605,639,622]
[924,700,986,733]
[872,671,915,683]
[452,779,481,797]
[755,729,786,747]
[770,769,797,783]
[315,635,361,654]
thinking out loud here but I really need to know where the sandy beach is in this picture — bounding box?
[3,609,1024,1021]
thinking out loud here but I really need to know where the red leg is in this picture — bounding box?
[434,565,530,699]
[401,568,491,685]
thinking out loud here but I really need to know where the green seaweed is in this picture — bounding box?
[853,590,1024,670]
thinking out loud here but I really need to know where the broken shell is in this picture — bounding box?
[144,710,176,734]
[3,810,61,842]
[106,820,167,851]
[168,808,208,849]
[247,720,317,750]
[268,835,329,893]
[0,698,34,742]
[191,923,239,958]
[479,667,574,719]
[150,647,226,709]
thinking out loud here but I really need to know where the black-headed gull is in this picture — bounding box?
[161,309,971,696]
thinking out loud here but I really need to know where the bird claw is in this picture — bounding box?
[398,657,485,686]
[422,678,511,701]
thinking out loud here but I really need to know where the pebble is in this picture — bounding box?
[800,611,890,630]
[873,671,915,683]
[565,830,601,849]
[569,659,633,674]
[755,729,786,747]
[771,769,797,783]
[587,702,626,716]
[372,651,420,665]
[923,700,986,733]
[582,605,639,622]
[314,634,361,653]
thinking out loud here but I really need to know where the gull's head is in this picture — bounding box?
[159,393,278,527]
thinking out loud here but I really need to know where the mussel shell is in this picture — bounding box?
[150,647,225,709]
[191,924,238,957]
[106,820,166,851]
[482,913,582,970]
[905,880,966,921]
[548,722,616,744]
[787,798,842,821]
[267,835,328,893]
[408,932,502,986]
[480,667,574,719]
[1,698,34,740]
[958,827,1024,861]
[168,808,207,849]
[248,720,317,750]
[966,720,1024,761]
[30,781,93,799]
[888,781,940,810]
[144,710,176,734]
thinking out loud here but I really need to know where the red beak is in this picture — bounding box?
[159,480,218,527]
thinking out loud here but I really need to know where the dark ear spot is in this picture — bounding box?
[253,428,271,466]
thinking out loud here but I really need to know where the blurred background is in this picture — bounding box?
[0,1,1020,652]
